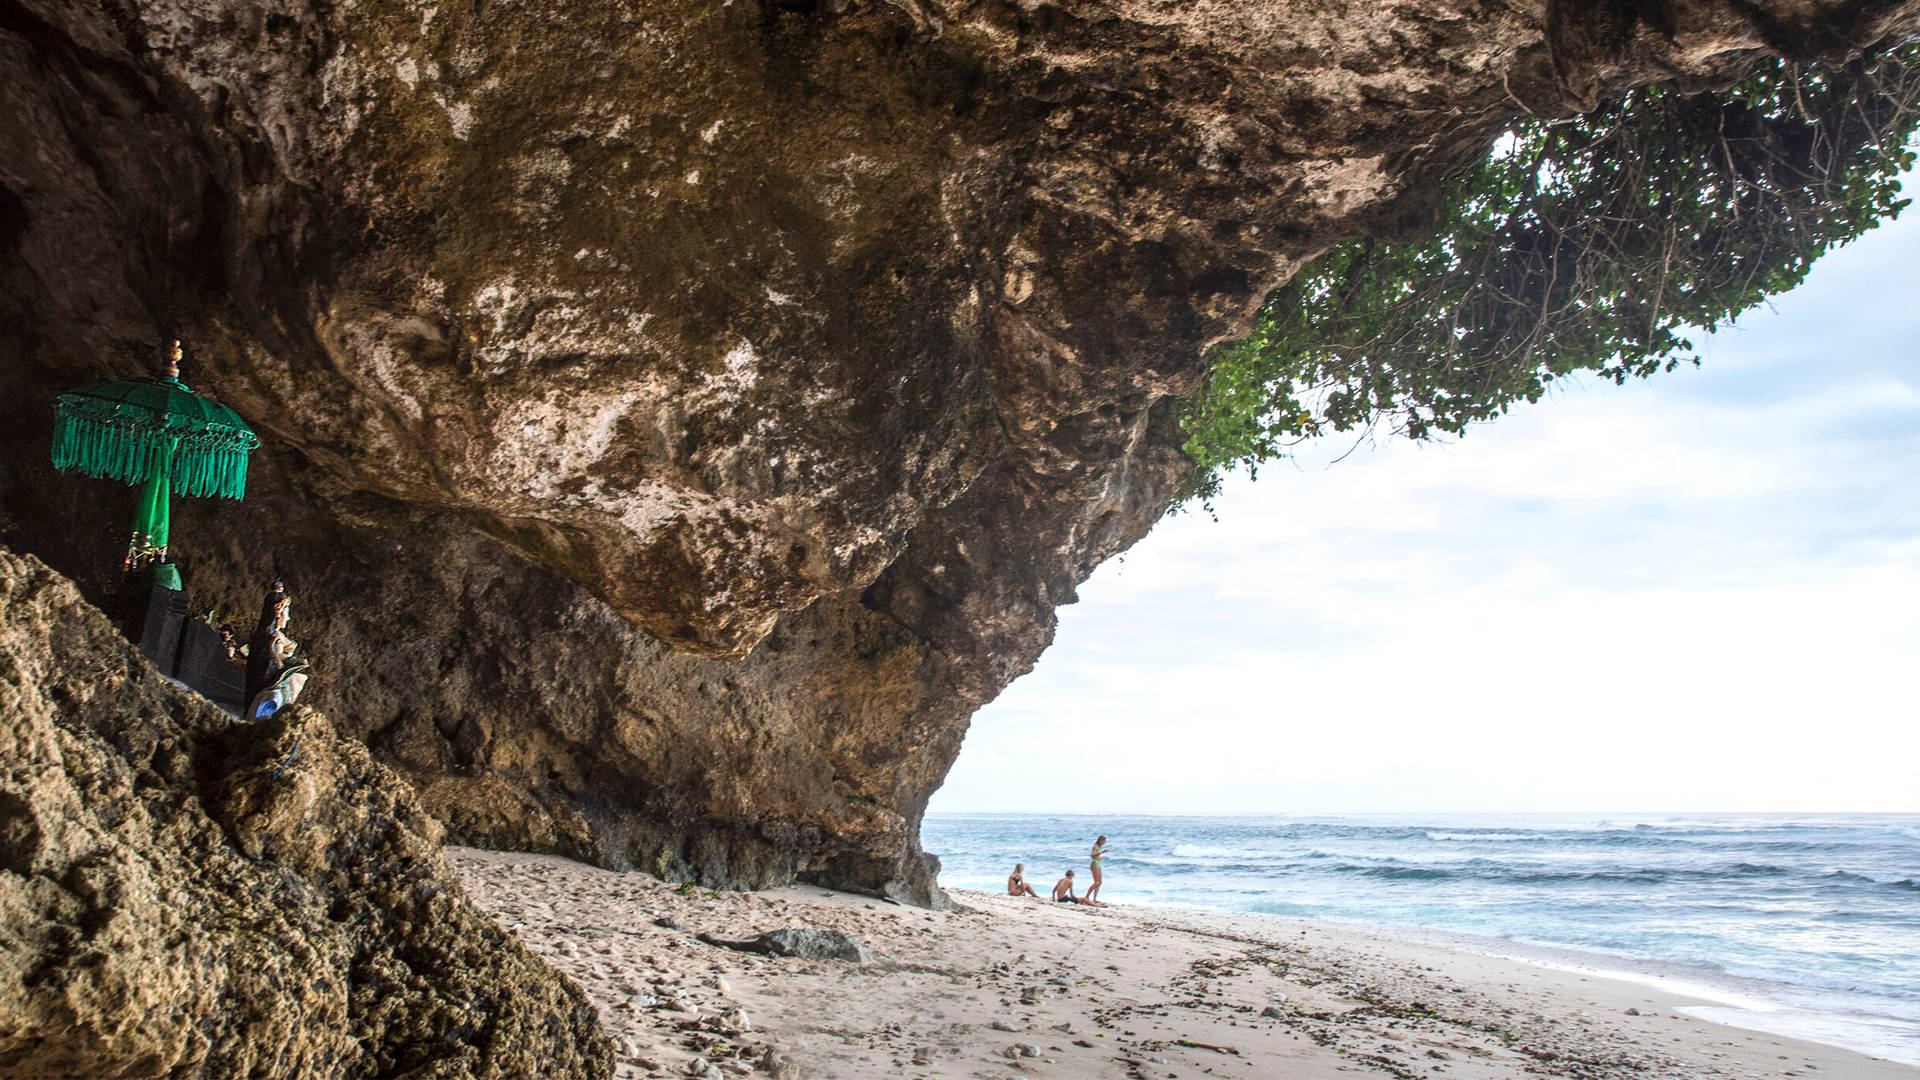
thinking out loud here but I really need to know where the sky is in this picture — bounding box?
[930,178,1920,817]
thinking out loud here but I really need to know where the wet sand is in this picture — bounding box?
[450,847,1917,1080]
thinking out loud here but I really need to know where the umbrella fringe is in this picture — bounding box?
[52,397,258,501]
[52,412,153,487]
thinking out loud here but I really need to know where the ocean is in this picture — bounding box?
[922,812,1920,1066]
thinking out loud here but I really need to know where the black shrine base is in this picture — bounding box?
[135,584,247,715]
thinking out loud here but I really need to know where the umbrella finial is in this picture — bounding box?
[165,339,182,380]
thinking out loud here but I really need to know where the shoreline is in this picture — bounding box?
[1426,937,1920,1070]
[1096,900,1920,1070]
[1132,905,1920,1072]
[451,847,1920,1079]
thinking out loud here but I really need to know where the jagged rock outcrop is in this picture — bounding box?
[0,546,613,1079]
[1,0,1915,903]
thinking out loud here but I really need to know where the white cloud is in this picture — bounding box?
[933,191,1920,817]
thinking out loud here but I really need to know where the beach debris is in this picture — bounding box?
[759,1048,801,1079]
[1171,1038,1239,1055]
[990,1019,1020,1032]
[699,928,872,962]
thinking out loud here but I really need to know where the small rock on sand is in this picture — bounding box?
[701,928,872,963]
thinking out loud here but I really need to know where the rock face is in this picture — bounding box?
[0,547,613,1079]
[2,1,1916,903]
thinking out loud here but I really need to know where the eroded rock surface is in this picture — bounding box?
[0,546,613,1079]
[1,1,1915,902]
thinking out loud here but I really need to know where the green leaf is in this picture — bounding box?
[1177,45,1920,506]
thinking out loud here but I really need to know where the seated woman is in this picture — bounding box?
[1007,863,1040,898]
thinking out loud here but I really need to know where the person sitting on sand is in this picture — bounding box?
[1051,869,1105,906]
[1052,869,1079,903]
[1008,863,1040,898]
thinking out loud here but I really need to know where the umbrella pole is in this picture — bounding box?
[125,438,175,576]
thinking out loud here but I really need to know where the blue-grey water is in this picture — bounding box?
[924,812,1920,1066]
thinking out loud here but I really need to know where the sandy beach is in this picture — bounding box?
[449,847,1917,1080]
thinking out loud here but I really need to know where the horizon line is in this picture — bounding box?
[923,808,1920,818]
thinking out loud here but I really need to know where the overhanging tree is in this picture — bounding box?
[1180,45,1920,505]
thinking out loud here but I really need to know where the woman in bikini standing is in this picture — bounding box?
[1087,834,1110,904]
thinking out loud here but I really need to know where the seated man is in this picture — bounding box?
[1008,863,1040,898]
[1053,869,1108,907]
[1052,869,1084,903]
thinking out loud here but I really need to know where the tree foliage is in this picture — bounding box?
[1179,45,1920,505]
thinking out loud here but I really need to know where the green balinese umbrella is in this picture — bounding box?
[50,341,259,585]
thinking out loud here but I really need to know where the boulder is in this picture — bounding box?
[0,547,613,1080]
